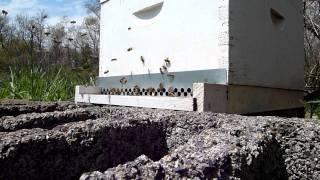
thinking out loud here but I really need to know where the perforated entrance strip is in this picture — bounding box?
[101,87,193,97]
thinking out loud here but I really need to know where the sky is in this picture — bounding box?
[0,0,89,25]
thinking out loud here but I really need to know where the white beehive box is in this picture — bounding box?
[76,0,304,114]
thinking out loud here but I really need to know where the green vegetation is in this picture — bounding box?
[0,66,95,101]
[0,0,100,102]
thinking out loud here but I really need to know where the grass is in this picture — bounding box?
[0,66,95,101]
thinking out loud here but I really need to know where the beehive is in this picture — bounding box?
[76,0,304,114]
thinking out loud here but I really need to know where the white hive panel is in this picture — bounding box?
[99,0,229,78]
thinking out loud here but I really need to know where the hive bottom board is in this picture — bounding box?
[75,83,304,115]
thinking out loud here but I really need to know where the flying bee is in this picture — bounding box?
[140,56,145,65]
[128,27,132,30]
[148,69,151,77]
[104,70,109,74]
[160,67,164,75]
[162,65,168,71]
[111,58,117,61]
[120,77,128,85]
[127,47,133,51]
[160,66,168,74]
[164,57,171,67]
[2,10,8,16]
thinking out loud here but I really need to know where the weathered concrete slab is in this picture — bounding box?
[0,104,318,180]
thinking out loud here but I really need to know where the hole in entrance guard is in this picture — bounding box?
[270,8,285,30]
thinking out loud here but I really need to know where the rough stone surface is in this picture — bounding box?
[0,101,93,117]
[0,107,109,132]
[0,102,319,180]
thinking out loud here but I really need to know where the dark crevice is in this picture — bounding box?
[0,120,168,180]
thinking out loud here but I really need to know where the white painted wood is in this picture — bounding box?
[76,86,102,94]
[227,85,304,114]
[192,83,304,114]
[228,0,304,90]
[99,0,229,77]
[193,83,227,113]
[100,0,303,91]
[75,87,194,111]
[75,84,303,113]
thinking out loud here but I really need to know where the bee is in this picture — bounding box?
[159,83,164,91]
[160,67,164,75]
[127,47,133,51]
[110,88,117,95]
[116,88,121,95]
[167,87,175,97]
[104,70,109,74]
[164,57,171,67]
[160,66,168,75]
[133,85,140,95]
[120,77,128,85]
[140,56,145,65]
[148,69,151,78]
[128,27,132,30]
[147,87,156,96]
[111,58,117,61]
[162,65,168,71]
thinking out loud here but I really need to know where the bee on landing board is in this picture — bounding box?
[167,87,175,97]
[147,87,156,96]
[159,83,164,92]
[133,85,140,96]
